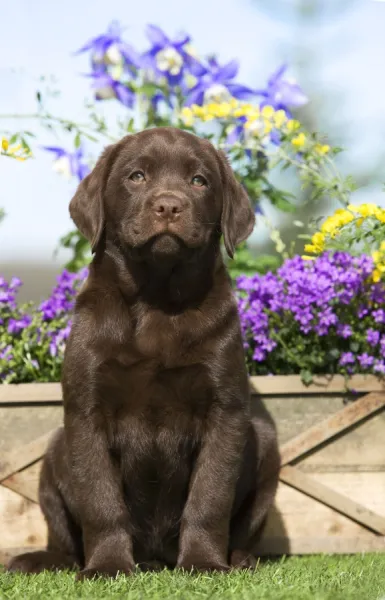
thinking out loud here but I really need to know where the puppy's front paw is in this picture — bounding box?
[229,549,258,570]
[177,557,230,573]
[76,563,135,580]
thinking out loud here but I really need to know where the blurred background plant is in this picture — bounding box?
[1,21,354,277]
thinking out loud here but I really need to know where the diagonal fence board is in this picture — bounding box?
[280,392,385,466]
[0,431,55,483]
[280,465,385,535]
[1,462,42,503]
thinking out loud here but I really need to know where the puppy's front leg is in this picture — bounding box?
[65,413,135,580]
[177,404,247,572]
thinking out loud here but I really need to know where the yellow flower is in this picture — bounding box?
[380,241,385,252]
[310,232,325,252]
[292,132,306,149]
[302,255,316,261]
[320,218,339,236]
[372,250,381,264]
[190,104,206,119]
[373,269,381,283]
[273,110,287,129]
[261,105,275,119]
[287,119,300,132]
[215,102,232,118]
[304,244,317,254]
[262,119,273,134]
[376,210,385,224]
[349,203,381,219]
[181,107,194,126]
[1,138,9,151]
[315,143,330,155]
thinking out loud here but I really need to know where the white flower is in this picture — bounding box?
[52,156,72,179]
[155,47,183,76]
[95,85,116,100]
[204,84,232,104]
[105,43,122,65]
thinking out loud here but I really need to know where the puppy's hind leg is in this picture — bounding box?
[7,429,83,574]
[229,412,280,569]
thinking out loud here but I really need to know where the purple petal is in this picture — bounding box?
[184,85,205,107]
[115,83,135,107]
[41,146,67,157]
[268,63,288,86]
[119,43,140,67]
[185,56,207,77]
[146,24,169,47]
[214,59,239,83]
[173,33,191,48]
[277,81,308,107]
[107,20,123,38]
[226,83,255,99]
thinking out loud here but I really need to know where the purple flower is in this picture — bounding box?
[367,328,380,346]
[42,146,90,181]
[340,352,355,366]
[374,360,385,374]
[337,324,352,339]
[357,353,375,368]
[7,315,32,334]
[85,71,135,108]
[141,24,203,86]
[185,58,254,106]
[254,64,308,114]
[75,20,139,69]
[0,345,13,361]
[373,309,385,324]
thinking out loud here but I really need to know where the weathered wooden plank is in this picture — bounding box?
[280,465,385,535]
[0,383,62,404]
[250,374,385,395]
[280,392,385,466]
[0,375,384,404]
[0,431,54,483]
[0,487,47,552]
[2,461,41,503]
[257,536,385,555]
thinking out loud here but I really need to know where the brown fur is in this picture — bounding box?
[8,127,280,579]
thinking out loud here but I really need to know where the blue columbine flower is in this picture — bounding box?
[86,71,135,108]
[141,24,205,86]
[185,57,254,106]
[75,20,139,69]
[42,146,90,181]
[255,64,308,114]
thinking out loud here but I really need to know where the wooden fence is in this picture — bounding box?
[0,374,384,564]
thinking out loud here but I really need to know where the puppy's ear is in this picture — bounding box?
[218,150,255,258]
[69,143,119,252]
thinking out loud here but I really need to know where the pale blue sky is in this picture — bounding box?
[1,0,385,265]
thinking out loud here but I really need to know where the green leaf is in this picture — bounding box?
[139,83,159,98]
[74,132,81,148]
[300,369,313,385]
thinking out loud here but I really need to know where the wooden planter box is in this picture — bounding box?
[0,375,384,565]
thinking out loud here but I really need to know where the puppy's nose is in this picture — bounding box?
[154,197,183,220]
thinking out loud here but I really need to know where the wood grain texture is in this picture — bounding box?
[280,466,385,535]
[0,375,384,404]
[280,392,385,466]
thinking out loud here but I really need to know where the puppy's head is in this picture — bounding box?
[69,127,255,264]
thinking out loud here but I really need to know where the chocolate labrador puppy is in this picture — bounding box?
[8,127,279,578]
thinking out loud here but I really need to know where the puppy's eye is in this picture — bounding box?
[191,175,207,187]
[129,171,145,182]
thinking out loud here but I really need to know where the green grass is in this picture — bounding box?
[1,555,385,600]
